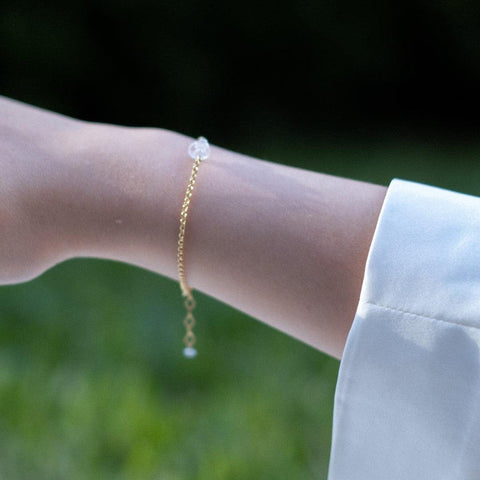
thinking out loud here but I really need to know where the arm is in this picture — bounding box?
[0,95,387,359]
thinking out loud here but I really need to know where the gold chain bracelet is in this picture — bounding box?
[177,136,210,358]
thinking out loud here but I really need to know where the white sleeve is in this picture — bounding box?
[327,178,480,480]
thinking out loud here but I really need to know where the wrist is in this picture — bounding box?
[47,121,190,279]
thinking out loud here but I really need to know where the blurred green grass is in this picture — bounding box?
[1,138,479,479]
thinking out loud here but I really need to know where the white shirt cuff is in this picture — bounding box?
[328,178,480,479]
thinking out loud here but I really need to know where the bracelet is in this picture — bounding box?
[177,136,210,358]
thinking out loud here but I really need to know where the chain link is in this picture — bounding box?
[177,157,202,349]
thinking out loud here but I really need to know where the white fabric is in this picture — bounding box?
[328,178,480,479]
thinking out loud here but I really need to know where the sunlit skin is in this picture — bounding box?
[0,95,387,360]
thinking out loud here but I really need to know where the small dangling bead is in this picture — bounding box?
[183,346,197,359]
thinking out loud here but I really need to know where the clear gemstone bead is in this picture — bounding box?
[183,346,197,358]
[188,136,210,160]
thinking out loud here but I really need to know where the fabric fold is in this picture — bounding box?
[328,178,480,479]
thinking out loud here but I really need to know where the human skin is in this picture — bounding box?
[0,95,387,360]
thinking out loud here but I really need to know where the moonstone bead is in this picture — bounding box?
[188,136,210,160]
[183,347,197,358]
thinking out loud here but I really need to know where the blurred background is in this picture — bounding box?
[1,1,480,478]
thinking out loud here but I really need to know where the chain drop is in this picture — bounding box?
[177,156,202,357]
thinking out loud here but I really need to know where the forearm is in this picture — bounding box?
[40,123,386,360]
[0,96,387,359]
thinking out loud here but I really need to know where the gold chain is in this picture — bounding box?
[177,156,202,354]
[177,136,209,358]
